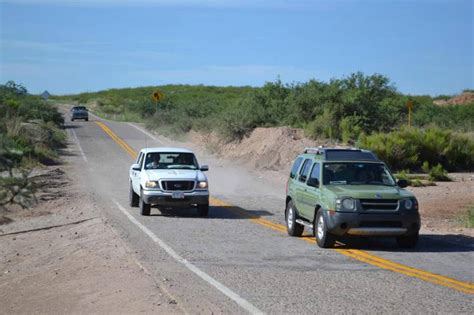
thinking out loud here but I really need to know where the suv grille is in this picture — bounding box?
[161,180,195,191]
[360,199,399,211]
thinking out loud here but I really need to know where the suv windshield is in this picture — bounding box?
[144,152,198,170]
[73,106,86,111]
[323,162,396,186]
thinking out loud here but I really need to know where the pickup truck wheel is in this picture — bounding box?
[197,204,209,217]
[139,190,151,216]
[315,210,336,248]
[286,200,304,237]
[129,183,139,207]
[396,232,419,249]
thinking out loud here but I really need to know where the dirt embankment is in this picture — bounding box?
[0,166,181,313]
[433,91,474,106]
[190,127,338,174]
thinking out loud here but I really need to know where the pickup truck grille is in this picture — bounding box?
[360,199,399,211]
[161,180,195,191]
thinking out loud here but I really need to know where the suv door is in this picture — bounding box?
[294,158,313,219]
[302,162,321,221]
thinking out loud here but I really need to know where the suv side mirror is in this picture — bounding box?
[131,163,141,171]
[307,178,320,188]
[200,165,209,171]
[397,179,408,188]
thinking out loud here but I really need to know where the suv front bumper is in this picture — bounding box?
[323,210,420,237]
[142,189,209,206]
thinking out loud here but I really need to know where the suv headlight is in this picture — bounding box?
[403,198,418,210]
[336,198,356,211]
[145,181,159,188]
[197,181,208,189]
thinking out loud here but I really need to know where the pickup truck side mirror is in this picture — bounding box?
[397,179,408,188]
[307,177,320,188]
[200,165,209,171]
[131,163,141,171]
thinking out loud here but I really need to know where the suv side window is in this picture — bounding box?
[289,157,303,179]
[308,163,321,185]
[298,159,312,182]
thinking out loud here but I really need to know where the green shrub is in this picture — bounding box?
[359,127,474,171]
[428,164,451,181]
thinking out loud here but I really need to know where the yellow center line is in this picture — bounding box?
[94,120,474,296]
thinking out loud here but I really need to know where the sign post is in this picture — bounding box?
[152,90,164,114]
[407,100,414,127]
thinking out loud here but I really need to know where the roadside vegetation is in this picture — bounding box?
[0,81,66,211]
[53,72,474,172]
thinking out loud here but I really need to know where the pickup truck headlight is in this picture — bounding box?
[145,181,159,188]
[197,181,208,189]
[336,198,356,211]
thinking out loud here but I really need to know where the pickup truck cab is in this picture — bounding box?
[129,147,210,216]
[286,147,420,248]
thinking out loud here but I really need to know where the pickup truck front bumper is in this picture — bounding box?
[142,189,209,206]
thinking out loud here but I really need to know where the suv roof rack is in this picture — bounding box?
[303,147,379,161]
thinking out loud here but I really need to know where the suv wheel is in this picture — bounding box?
[286,200,304,237]
[129,183,139,207]
[396,232,419,249]
[139,190,151,216]
[197,204,209,217]
[315,210,335,248]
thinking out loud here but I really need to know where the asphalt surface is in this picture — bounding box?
[64,109,474,314]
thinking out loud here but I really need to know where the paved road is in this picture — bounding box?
[64,110,473,314]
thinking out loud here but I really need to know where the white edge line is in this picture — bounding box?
[127,122,162,144]
[70,128,88,163]
[112,200,264,315]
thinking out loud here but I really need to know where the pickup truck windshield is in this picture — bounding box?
[323,162,396,186]
[144,152,198,170]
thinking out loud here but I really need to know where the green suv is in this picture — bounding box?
[285,147,420,249]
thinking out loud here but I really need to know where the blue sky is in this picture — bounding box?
[0,0,472,95]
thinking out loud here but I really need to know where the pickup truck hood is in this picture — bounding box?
[324,185,413,199]
[145,169,206,181]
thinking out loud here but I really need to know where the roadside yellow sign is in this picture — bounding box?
[407,100,414,110]
[152,90,164,102]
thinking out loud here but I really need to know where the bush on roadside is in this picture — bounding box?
[358,127,474,172]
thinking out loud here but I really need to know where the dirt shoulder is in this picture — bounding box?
[0,151,181,313]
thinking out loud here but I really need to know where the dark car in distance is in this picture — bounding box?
[71,106,89,121]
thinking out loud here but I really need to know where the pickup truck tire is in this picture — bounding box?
[286,200,304,237]
[197,204,209,217]
[129,183,139,207]
[315,209,336,248]
[396,232,419,249]
[139,190,151,216]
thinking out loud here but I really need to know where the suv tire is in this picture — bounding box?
[315,209,336,248]
[85,118,89,121]
[197,204,209,217]
[286,200,304,237]
[129,183,139,207]
[139,190,151,216]
[396,232,419,249]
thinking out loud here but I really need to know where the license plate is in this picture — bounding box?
[172,192,185,199]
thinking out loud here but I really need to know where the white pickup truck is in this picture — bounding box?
[129,147,210,216]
